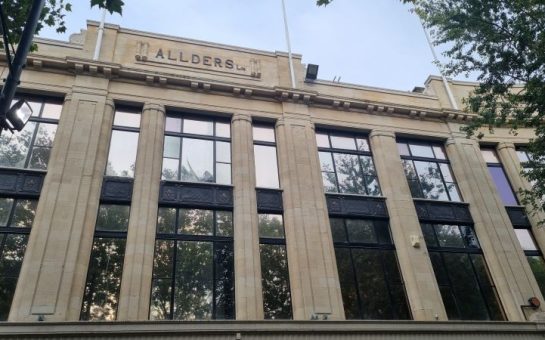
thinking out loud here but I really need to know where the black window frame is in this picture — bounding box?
[80,202,130,321]
[316,130,381,196]
[162,113,232,185]
[422,222,505,321]
[330,216,411,320]
[150,206,235,320]
[253,123,280,189]
[397,139,461,202]
[0,96,63,171]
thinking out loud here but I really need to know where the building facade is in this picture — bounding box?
[0,21,545,338]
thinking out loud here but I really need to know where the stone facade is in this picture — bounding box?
[0,21,544,338]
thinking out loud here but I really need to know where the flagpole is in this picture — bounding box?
[93,8,107,61]
[419,16,458,110]
[281,0,297,89]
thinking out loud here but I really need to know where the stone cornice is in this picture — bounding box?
[16,54,477,123]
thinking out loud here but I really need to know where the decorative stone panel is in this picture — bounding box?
[414,199,473,224]
[0,169,44,197]
[256,189,283,213]
[159,181,233,208]
[326,194,388,218]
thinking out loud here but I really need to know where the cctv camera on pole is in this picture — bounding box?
[0,0,45,134]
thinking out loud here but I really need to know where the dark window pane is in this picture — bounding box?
[41,102,62,119]
[329,218,347,243]
[0,234,28,277]
[0,277,18,321]
[215,243,235,319]
[113,111,140,128]
[414,161,448,200]
[446,182,462,202]
[374,220,392,244]
[253,126,275,142]
[470,254,504,320]
[383,251,403,284]
[389,284,411,319]
[173,241,213,320]
[421,223,437,247]
[435,224,464,248]
[316,133,330,148]
[216,211,233,237]
[333,153,365,194]
[34,123,57,147]
[429,252,449,285]
[106,130,139,177]
[10,200,37,228]
[0,198,13,227]
[346,219,376,243]
[359,156,377,176]
[254,145,279,188]
[28,146,52,170]
[488,166,518,205]
[96,205,130,232]
[165,117,181,132]
[407,180,423,198]
[260,244,292,319]
[153,240,174,279]
[443,253,489,320]
[183,119,213,136]
[149,278,172,320]
[178,209,213,235]
[460,226,480,249]
[157,208,176,234]
[439,286,460,320]
[80,237,126,321]
[352,249,392,319]
[402,160,417,180]
[330,136,356,150]
[258,214,284,238]
[181,138,214,183]
[528,256,545,297]
[365,176,381,196]
[163,136,180,158]
[0,121,35,168]
[334,248,360,319]
[215,122,230,138]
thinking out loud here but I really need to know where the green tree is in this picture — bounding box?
[317,1,545,218]
[1,0,124,49]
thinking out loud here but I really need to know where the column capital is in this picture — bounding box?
[232,113,252,123]
[142,102,165,113]
[497,142,516,151]
[369,129,395,140]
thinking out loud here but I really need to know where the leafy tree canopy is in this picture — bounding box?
[1,0,124,48]
[317,0,545,219]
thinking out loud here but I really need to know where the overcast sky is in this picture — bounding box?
[38,0,472,92]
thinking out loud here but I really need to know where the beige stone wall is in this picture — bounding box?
[2,20,544,329]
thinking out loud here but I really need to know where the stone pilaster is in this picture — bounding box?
[275,105,344,320]
[445,138,540,321]
[369,130,447,321]
[9,83,115,321]
[117,103,165,320]
[496,143,545,297]
[231,113,264,320]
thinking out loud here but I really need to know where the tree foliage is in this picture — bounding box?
[317,0,545,218]
[1,0,124,49]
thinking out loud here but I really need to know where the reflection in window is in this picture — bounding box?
[150,208,234,320]
[258,214,292,319]
[0,198,37,320]
[330,218,410,320]
[105,110,141,177]
[398,141,461,202]
[317,131,381,196]
[481,148,518,206]
[253,125,279,188]
[81,204,130,321]
[0,98,61,170]
[162,115,231,184]
[422,223,504,320]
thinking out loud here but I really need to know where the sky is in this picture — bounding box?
[37,0,472,92]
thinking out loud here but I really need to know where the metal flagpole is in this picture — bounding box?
[93,8,107,61]
[419,17,459,110]
[281,0,297,89]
